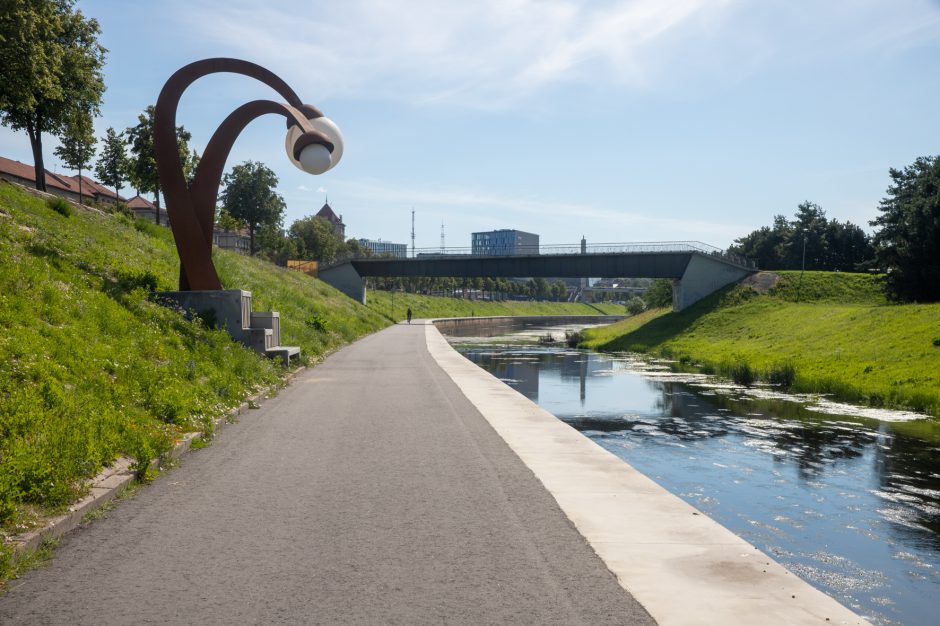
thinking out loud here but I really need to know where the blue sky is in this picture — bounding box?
[2,0,939,250]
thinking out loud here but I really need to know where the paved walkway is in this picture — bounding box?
[0,323,654,625]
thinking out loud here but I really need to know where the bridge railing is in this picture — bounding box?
[321,241,758,270]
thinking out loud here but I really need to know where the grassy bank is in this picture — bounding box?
[0,181,392,541]
[581,272,940,418]
[366,290,624,321]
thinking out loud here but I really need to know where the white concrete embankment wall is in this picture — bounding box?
[426,321,868,626]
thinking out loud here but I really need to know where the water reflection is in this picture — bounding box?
[458,344,940,626]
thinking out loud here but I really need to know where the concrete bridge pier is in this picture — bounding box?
[672,253,754,311]
[319,262,366,304]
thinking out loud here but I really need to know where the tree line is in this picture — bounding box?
[728,201,874,273]
[728,154,940,302]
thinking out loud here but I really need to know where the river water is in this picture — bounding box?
[448,323,940,626]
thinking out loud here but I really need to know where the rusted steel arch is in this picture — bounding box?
[154,58,333,290]
[186,100,328,288]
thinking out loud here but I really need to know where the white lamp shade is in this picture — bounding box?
[309,116,344,170]
[298,144,332,175]
[284,115,344,173]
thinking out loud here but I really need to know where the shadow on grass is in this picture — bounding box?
[596,286,736,352]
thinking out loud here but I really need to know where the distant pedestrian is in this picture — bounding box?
[406,307,412,324]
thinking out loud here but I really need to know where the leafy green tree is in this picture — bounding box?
[125,105,196,224]
[94,127,127,201]
[644,278,673,308]
[215,207,246,232]
[531,277,551,300]
[288,215,344,262]
[551,279,568,301]
[870,155,940,302]
[220,161,285,256]
[53,109,95,204]
[254,223,297,265]
[0,0,106,191]
[343,238,373,260]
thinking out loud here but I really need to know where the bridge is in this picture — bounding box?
[319,241,757,311]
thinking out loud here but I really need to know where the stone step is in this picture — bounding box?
[248,327,274,353]
[265,345,301,367]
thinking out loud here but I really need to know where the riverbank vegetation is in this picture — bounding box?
[0,181,392,537]
[580,272,940,418]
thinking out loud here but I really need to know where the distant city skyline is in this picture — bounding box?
[1,0,938,250]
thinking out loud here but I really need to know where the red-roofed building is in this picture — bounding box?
[0,156,127,205]
[126,194,168,224]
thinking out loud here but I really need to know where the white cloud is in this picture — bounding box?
[181,0,734,108]
[178,0,940,109]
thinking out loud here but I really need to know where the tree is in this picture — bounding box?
[53,109,95,204]
[288,215,344,262]
[644,278,673,308]
[94,127,127,201]
[0,0,106,191]
[730,203,874,272]
[870,155,940,302]
[125,105,197,224]
[216,207,246,232]
[254,223,297,265]
[220,161,286,256]
[531,277,551,300]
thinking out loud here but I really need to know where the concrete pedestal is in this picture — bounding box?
[155,289,300,366]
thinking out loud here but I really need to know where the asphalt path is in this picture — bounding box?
[0,323,654,625]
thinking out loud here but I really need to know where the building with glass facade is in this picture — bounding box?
[471,229,539,256]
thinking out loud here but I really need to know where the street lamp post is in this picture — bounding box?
[797,228,807,302]
[154,57,343,291]
[151,59,343,364]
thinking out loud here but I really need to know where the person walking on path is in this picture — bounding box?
[406,307,412,324]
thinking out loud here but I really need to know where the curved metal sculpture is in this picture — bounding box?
[154,58,343,290]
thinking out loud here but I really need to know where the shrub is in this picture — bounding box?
[115,269,161,294]
[306,315,330,332]
[725,360,755,386]
[767,362,797,388]
[46,196,73,217]
[626,296,646,316]
[565,330,582,347]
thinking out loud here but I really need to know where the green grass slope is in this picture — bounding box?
[0,181,390,533]
[581,272,940,418]
[365,290,624,321]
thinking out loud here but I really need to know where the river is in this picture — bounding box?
[447,322,940,626]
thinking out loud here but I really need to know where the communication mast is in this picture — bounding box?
[440,221,445,253]
[411,208,415,258]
